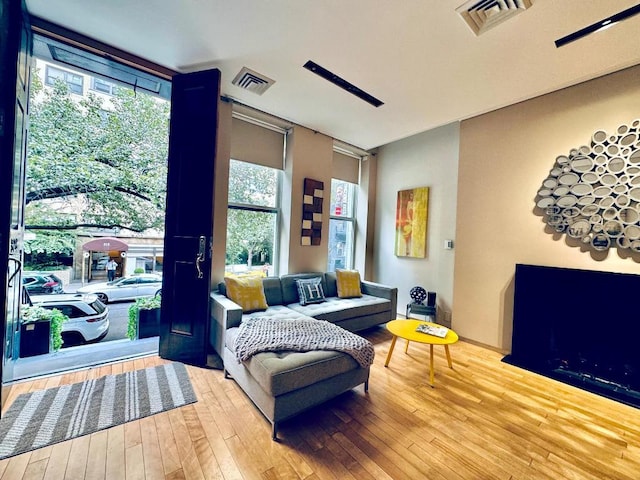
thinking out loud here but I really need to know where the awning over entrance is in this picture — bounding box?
[82,237,129,252]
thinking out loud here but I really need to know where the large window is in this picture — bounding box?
[45,65,84,94]
[28,33,171,287]
[328,179,357,271]
[226,160,280,276]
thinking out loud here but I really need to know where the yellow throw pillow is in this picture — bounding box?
[224,276,268,313]
[336,269,362,298]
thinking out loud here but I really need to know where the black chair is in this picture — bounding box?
[406,291,436,321]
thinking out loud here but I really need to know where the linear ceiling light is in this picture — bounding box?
[555,3,640,48]
[303,60,384,108]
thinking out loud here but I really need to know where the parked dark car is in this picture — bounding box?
[22,273,64,294]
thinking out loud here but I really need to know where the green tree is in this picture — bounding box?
[23,230,75,255]
[226,209,275,267]
[26,71,170,233]
[226,160,278,268]
[23,230,76,269]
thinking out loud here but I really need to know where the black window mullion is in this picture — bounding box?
[228,203,278,214]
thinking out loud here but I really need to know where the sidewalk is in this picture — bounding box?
[13,338,159,381]
[16,278,159,381]
[67,280,86,294]
[64,278,109,294]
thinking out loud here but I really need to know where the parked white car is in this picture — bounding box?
[76,274,163,304]
[29,293,110,345]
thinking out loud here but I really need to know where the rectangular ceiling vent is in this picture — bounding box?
[456,0,532,36]
[232,67,275,95]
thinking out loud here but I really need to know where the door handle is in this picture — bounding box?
[8,257,21,287]
[195,236,206,279]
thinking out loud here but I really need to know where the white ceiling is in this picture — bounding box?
[24,0,640,151]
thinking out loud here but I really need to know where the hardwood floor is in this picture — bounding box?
[2,326,640,479]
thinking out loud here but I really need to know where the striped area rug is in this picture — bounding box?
[0,362,196,460]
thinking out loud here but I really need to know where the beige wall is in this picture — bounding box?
[374,123,460,322]
[281,126,333,273]
[355,155,377,280]
[454,64,640,351]
[211,100,232,287]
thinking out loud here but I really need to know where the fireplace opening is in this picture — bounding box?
[503,264,640,408]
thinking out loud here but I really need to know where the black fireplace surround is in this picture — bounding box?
[503,263,640,408]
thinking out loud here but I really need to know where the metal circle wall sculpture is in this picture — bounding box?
[536,120,640,253]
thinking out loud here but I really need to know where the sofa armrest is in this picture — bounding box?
[361,281,398,319]
[209,292,243,356]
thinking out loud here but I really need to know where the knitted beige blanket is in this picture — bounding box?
[234,317,375,368]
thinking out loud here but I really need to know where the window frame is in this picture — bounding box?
[90,77,118,95]
[226,159,282,276]
[327,179,357,271]
[44,64,84,95]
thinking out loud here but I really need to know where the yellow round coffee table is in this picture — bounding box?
[384,319,459,386]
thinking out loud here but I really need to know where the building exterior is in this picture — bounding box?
[31,58,166,283]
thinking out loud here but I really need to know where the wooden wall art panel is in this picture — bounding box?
[301,178,324,246]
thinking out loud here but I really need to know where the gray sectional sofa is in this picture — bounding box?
[209,272,397,439]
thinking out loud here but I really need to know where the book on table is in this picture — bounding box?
[416,323,448,338]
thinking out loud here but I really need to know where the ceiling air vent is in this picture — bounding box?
[232,67,275,95]
[456,0,532,36]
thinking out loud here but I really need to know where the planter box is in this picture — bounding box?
[138,308,161,339]
[20,321,51,357]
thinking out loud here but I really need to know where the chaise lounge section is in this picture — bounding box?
[210,271,397,439]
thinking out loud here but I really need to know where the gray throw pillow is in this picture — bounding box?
[295,277,326,306]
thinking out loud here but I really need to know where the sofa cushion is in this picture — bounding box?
[240,304,308,324]
[287,295,390,323]
[280,273,326,305]
[295,277,326,306]
[324,272,338,298]
[262,277,284,306]
[226,326,360,396]
[224,276,268,313]
[336,269,362,298]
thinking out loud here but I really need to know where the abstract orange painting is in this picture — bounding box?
[394,187,429,257]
